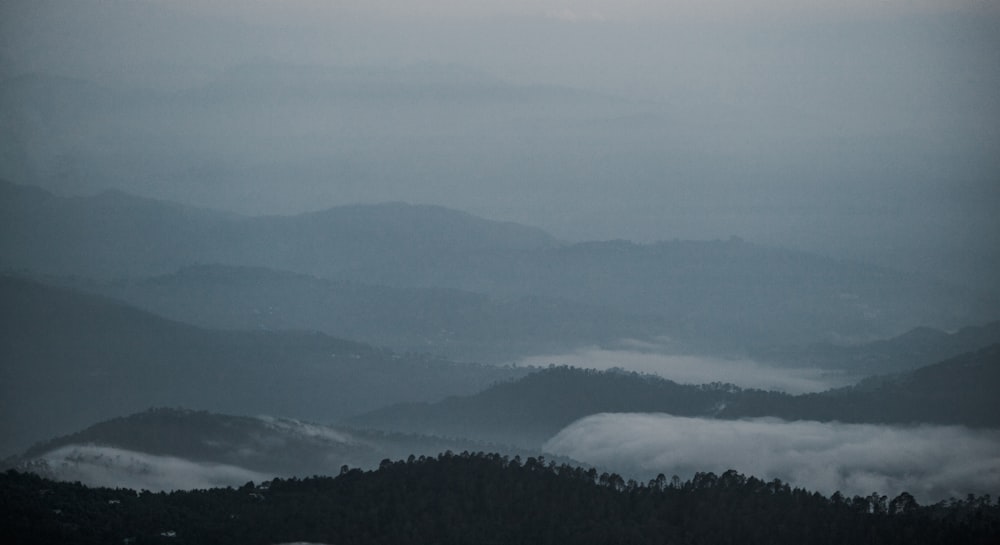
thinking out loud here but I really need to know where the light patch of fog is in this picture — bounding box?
[520,347,855,394]
[256,415,357,445]
[37,445,272,491]
[543,413,1000,502]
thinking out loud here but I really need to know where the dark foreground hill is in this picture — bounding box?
[0,275,526,456]
[351,348,1000,447]
[3,453,998,545]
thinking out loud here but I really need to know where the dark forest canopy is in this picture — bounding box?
[2,453,997,545]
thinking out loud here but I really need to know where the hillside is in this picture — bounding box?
[725,343,1000,426]
[351,349,1000,448]
[0,275,526,456]
[3,454,997,545]
[346,367,767,447]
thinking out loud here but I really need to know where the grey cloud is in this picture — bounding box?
[543,413,1000,502]
[2,0,997,292]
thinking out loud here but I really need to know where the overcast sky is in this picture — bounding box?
[2,0,998,290]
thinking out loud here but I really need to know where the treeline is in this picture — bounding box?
[3,452,997,545]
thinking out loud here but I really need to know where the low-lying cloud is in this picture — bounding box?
[543,413,1000,502]
[37,445,272,491]
[521,347,854,393]
[256,415,357,445]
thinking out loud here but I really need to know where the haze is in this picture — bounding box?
[2,0,1000,516]
[2,0,998,292]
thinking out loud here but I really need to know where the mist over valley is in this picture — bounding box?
[2,1,999,542]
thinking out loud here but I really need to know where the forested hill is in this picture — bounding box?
[0,275,526,456]
[3,453,997,545]
[351,351,1000,447]
[346,367,772,446]
[724,343,1000,425]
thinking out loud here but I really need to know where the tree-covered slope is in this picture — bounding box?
[725,343,1000,426]
[346,367,763,446]
[2,454,997,545]
[350,349,1000,448]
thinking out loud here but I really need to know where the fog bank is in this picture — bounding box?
[544,413,1000,502]
[36,445,272,492]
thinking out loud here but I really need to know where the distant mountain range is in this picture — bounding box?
[347,367,748,447]
[0,179,554,280]
[752,320,1000,373]
[53,264,673,363]
[0,275,526,456]
[3,180,996,352]
[350,347,1000,448]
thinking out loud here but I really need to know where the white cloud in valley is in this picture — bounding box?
[520,347,855,393]
[543,414,1000,502]
[37,445,272,492]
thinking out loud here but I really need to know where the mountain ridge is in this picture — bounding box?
[51,263,673,363]
[3,180,997,350]
[350,347,1000,448]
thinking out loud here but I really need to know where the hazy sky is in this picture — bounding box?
[2,0,998,290]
